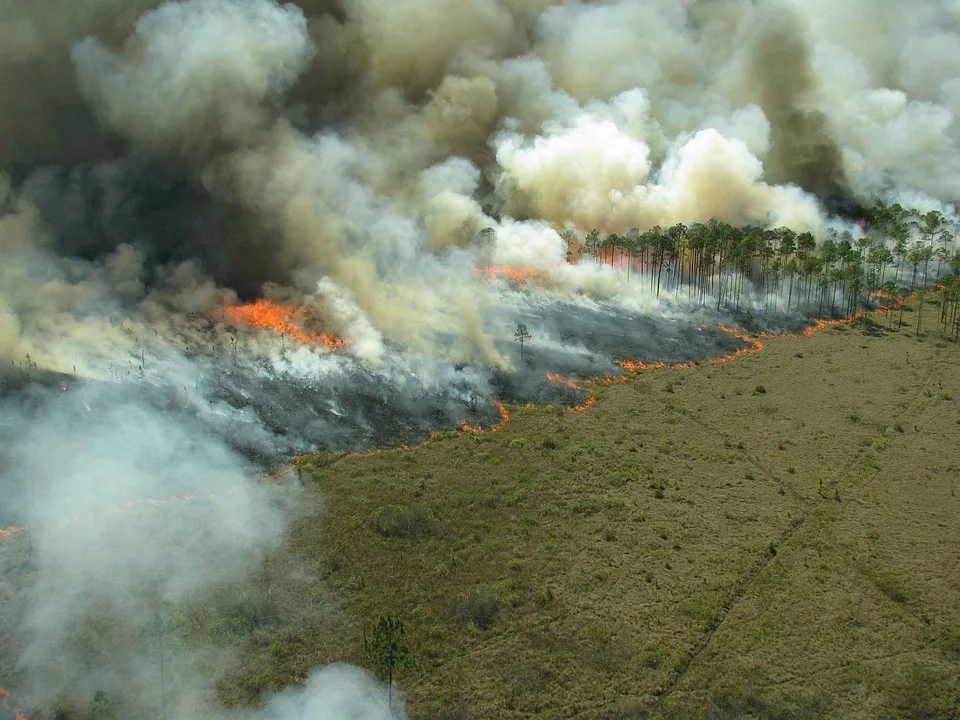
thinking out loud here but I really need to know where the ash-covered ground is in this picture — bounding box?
[2,294,750,476]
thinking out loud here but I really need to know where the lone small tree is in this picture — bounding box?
[514,322,531,358]
[90,689,109,720]
[364,615,414,713]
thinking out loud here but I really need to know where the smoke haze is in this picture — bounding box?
[2,0,960,717]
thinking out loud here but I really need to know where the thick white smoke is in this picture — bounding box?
[73,0,316,154]
[6,0,960,375]
[0,380,299,714]
[261,664,403,720]
[3,0,960,717]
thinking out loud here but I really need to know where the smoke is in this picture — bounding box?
[5,0,960,375]
[262,664,402,720]
[73,0,315,158]
[3,0,960,716]
[0,379,300,715]
[733,0,846,198]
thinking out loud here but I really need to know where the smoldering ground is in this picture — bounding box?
[3,0,960,717]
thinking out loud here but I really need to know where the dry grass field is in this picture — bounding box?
[226,302,960,719]
[2,302,958,720]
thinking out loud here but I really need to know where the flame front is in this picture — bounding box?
[222,299,348,348]
[473,265,549,285]
[0,687,28,720]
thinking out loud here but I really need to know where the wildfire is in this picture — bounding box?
[0,688,27,720]
[802,310,863,337]
[618,359,667,371]
[545,373,582,391]
[0,295,912,554]
[543,373,600,413]
[457,401,511,435]
[0,465,298,543]
[222,299,348,349]
[473,265,549,285]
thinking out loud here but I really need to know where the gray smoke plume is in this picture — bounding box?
[5,0,960,374]
[3,0,960,717]
[736,0,846,198]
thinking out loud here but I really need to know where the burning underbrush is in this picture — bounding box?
[1,282,884,478]
[168,292,754,457]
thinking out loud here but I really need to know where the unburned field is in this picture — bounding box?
[217,304,960,719]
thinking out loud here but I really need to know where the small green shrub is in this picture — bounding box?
[571,499,602,515]
[875,573,908,604]
[754,384,767,395]
[372,504,438,539]
[458,588,501,629]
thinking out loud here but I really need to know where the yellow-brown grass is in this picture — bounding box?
[264,303,960,719]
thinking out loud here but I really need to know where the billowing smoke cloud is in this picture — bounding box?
[73,0,316,157]
[733,0,846,198]
[5,0,960,375]
[0,379,300,716]
[3,0,960,716]
[262,664,401,720]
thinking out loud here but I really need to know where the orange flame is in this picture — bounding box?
[473,265,549,285]
[543,373,601,412]
[801,310,863,336]
[457,401,511,436]
[545,372,582,391]
[0,687,27,720]
[222,299,348,349]
[0,295,912,549]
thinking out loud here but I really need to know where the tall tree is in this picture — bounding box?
[364,615,415,713]
[514,322,531,358]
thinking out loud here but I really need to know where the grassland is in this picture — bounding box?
[3,301,959,720]
[211,300,960,719]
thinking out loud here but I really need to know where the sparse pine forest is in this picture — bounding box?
[559,203,960,334]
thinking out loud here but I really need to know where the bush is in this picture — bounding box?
[754,384,767,395]
[457,588,501,629]
[372,504,438,539]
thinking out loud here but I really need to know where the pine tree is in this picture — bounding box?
[364,615,415,713]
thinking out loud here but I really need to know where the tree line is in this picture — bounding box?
[562,202,960,325]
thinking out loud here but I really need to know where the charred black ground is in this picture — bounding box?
[0,297,752,480]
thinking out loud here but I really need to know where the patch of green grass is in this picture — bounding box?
[874,573,909,604]
[372,504,438,539]
[457,588,501,630]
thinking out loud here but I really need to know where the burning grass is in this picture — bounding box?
[221,299,348,349]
